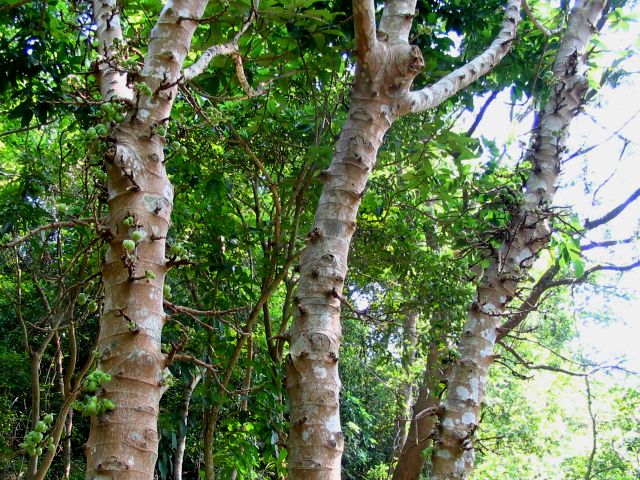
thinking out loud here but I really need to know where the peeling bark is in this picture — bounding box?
[430,3,605,479]
[85,1,207,478]
[286,0,522,477]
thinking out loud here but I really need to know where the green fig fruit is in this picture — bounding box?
[122,239,136,251]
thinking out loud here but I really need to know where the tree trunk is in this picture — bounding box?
[63,410,73,479]
[174,372,202,480]
[393,310,418,459]
[28,352,42,479]
[230,336,254,480]
[430,2,605,478]
[55,333,73,479]
[286,8,426,475]
[392,341,443,480]
[202,371,218,480]
[285,80,400,480]
[85,1,207,478]
[285,0,520,477]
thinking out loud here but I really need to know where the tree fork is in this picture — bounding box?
[287,0,520,474]
[286,0,522,476]
[286,26,424,480]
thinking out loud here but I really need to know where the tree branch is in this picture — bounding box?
[0,119,56,138]
[170,354,218,373]
[497,262,560,341]
[498,341,587,377]
[546,259,640,289]
[353,0,377,56]
[92,0,134,101]
[183,3,257,81]
[521,0,562,37]
[581,234,637,251]
[564,109,640,163]
[498,254,640,341]
[183,42,238,81]
[403,0,521,114]
[163,301,249,318]
[1,219,98,249]
[584,186,640,230]
[231,52,264,97]
[466,90,499,136]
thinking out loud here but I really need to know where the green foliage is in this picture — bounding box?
[0,0,637,479]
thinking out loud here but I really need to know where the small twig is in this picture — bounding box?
[166,257,197,269]
[1,219,98,249]
[0,119,57,138]
[409,405,445,422]
[164,300,251,335]
[170,354,218,373]
[521,0,562,37]
[164,301,249,318]
[329,287,392,324]
[499,341,586,377]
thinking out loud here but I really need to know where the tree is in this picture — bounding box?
[0,0,267,477]
[285,0,521,476]
[429,2,606,477]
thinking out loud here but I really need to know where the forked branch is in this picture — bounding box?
[183,2,258,80]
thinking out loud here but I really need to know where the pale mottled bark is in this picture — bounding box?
[285,77,410,480]
[184,44,237,81]
[378,0,418,45]
[85,1,207,478]
[62,410,73,479]
[430,3,604,479]
[402,0,521,114]
[286,0,522,477]
[183,3,256,81]
[93,0,133,101]
[286,3,423,477]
